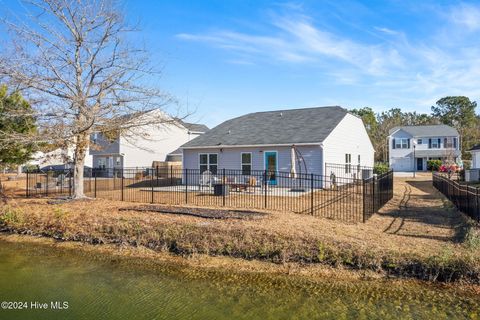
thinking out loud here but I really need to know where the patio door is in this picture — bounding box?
[264,151,277,185]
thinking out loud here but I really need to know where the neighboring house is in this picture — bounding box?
[90,109,208,169]
[181,106,374,185]
[29,146,93,169]
[388,125,460,172]
[469,144,480,169]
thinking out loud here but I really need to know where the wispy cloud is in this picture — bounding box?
[448,3,480,31]
[177,2,480,109]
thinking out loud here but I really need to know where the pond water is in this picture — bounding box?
[0,240,478,320]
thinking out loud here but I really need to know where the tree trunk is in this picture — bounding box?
[17,165,22,176]
[73,132,89,198]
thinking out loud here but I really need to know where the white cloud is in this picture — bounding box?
[448,3,480,31]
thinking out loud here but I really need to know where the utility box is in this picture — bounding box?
[362,169,373,180]
[465,169,480,182]
[213,184,229,196]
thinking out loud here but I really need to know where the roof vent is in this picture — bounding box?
[227,130,231,134]
[280,112,283,117]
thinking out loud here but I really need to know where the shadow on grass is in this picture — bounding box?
[380,180,469,243]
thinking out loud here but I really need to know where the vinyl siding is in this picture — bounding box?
[322,113,375,177]
[472,151,480,169]
[388,129,460,171]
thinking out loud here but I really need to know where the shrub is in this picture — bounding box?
[427,160,442,171]
[373,162,389,175]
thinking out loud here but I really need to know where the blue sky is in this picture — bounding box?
[3,0,480,127]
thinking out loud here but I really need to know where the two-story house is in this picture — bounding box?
[388,125,460,172]
[90,109,208,169]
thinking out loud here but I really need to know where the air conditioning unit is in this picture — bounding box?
[465,169,480,182]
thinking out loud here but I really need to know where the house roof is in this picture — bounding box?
[181,106,349,148]
[469,144,480,152]
[167,147,182,155]
[389,125,459,137]
[182,122,209,133]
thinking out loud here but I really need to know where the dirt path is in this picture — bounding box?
[371,173,468,244]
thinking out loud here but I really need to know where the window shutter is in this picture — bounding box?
[454,137,457,149]
[407,139,411,149]
[428,138,432,149]
[444,138,447,147]
[392,138,396,149]
[437,138,441,148]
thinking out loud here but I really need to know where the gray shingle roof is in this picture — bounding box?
[389,125,459,137]
[181,106,348,148]
[181,122,209,133]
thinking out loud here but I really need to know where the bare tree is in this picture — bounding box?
[0,0,178,198]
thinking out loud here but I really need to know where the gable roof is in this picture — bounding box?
[389,125,459,137]
[181,106,349,148]
[181,122,209,133]
[469,144,480,152]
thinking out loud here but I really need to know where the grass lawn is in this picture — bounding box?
[1,172,479,283]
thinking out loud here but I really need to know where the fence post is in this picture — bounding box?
[25,171,29,198]
[185,168,188,204]
[46,172,49,197]
[222,168,226,207]
[156,166,159,187]
[477,188,480,223]
[372,176,376,212]
[121,168,124,201]
[310,173,314,215]
[151,168,154,204]
[264,170,268,209]
[69,169,72,197]
[94,169,97,198]
[170,166,173,185]
[362,179,366,223]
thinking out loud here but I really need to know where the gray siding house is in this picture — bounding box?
[181,106,374,185]
[388,125,460,172]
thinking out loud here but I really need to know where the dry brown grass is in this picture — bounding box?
[1,172,479,282]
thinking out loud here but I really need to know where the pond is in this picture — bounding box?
[0,239,478,320]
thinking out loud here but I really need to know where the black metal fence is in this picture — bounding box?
[363,170,394,222]
[26,166,394,223]
[432,172,480,222]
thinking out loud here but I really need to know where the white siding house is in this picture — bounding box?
[90,109,208,169]
[29,146,93,169]
[181,106,374,185]
[469,145,480,169]
[388,125,460,172]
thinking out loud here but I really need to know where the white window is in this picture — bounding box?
[394,138,409,149]
[417,139,422,145]
[241,152,252,175]
[97,157,106,169]
[431,139,439,148]
[199,153,218,174]
[345,153,352,174]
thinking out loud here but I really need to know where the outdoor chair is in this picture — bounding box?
[199,170,213,192]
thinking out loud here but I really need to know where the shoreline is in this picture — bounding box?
[1,232,479,296]
[1,196,479,285]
